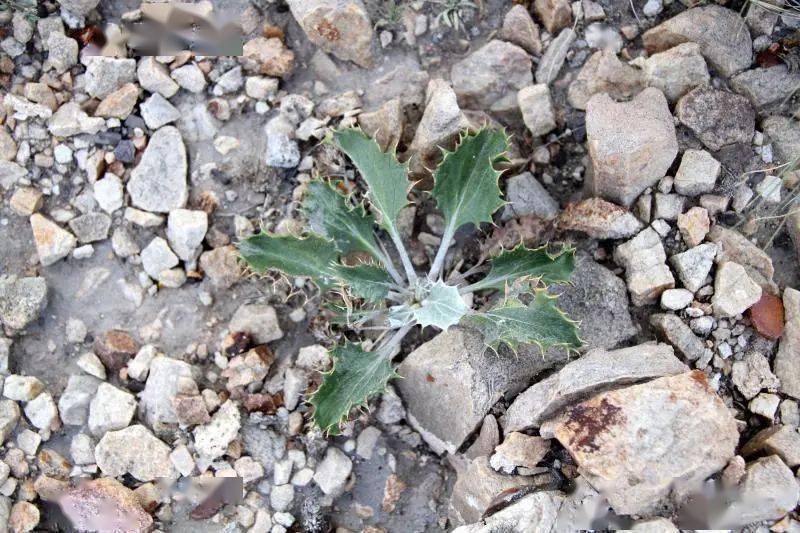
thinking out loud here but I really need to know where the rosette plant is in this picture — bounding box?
[239,128,581,434]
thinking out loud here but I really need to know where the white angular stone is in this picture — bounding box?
[712,262,762,317]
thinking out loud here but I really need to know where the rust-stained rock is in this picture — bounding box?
[59,477,153,533]
[557,198,643,240]
[542,371,739,515]
[242,37,295,77]
[749,292,784,340]
[93,329,138,371]
[286,0,375,68]
[503,343,686,432]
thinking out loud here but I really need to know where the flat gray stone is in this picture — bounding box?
[0,276,47,330]
[642,5,752,77]
[536,28,576,85]
[671,242,717,292]
[731,65,800,111]
[502,172,559,220]
[650,313,706,361]
[127,126,188,213]
[549,253,637,350]
[676,87,755,152]
[95,425,176,481]
[84,57,136,99]
[140,356,197,430]
[451,40,533,109]
[397,327,568,454]
[503,343,686,432]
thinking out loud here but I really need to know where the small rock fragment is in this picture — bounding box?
[30,214,77,266]
[313,447,352,497]
[713,262,762,318]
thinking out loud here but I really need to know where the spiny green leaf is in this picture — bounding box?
[238,232,339,282]
[464,291,582,352]
[333,263,394,302]
[302,180,383,261]
[412,280,469,330]
[333,128,409,232]
[310,342,397,435]
[467,246,575,293]
[431,129,509,234]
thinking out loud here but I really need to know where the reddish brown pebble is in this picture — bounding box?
[749,292,784,340]
[171,394,211,427]
[243,393,280,414]
[93,329,138,371]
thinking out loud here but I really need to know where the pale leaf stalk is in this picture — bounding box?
[375,245,405,285]
[387,225,418,284]
[376,321,415,357]
[428,219,457,281]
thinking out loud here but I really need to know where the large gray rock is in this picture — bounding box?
[567,49,645,110]
[732,351,780,400]
[586,88,678,206]
[0,276,47,330]
[641,42,710,103]
[193,400,241,465]
[286,0,375,68]
[712,262,762,318]
[396,327,567,454]
[716,456,799,528]
[498,4,542,55]
[775,288,800,400]
[166,209,208,263]
[30,214,77,266]
[503,343,686,432]
[676,87,755,152]
[502,172,559,220]
[228,303,283,344]
[549,254,637,350]
[542,371,739,515]
[48,102,104,137]
[313,447,352,497]
[731,66,800,111]
[127,126,188,213]
[642,5,752,77]
[95,425,176,481]
[83,57,136,99]
[451,40,533,110]
[763,115,800,164]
